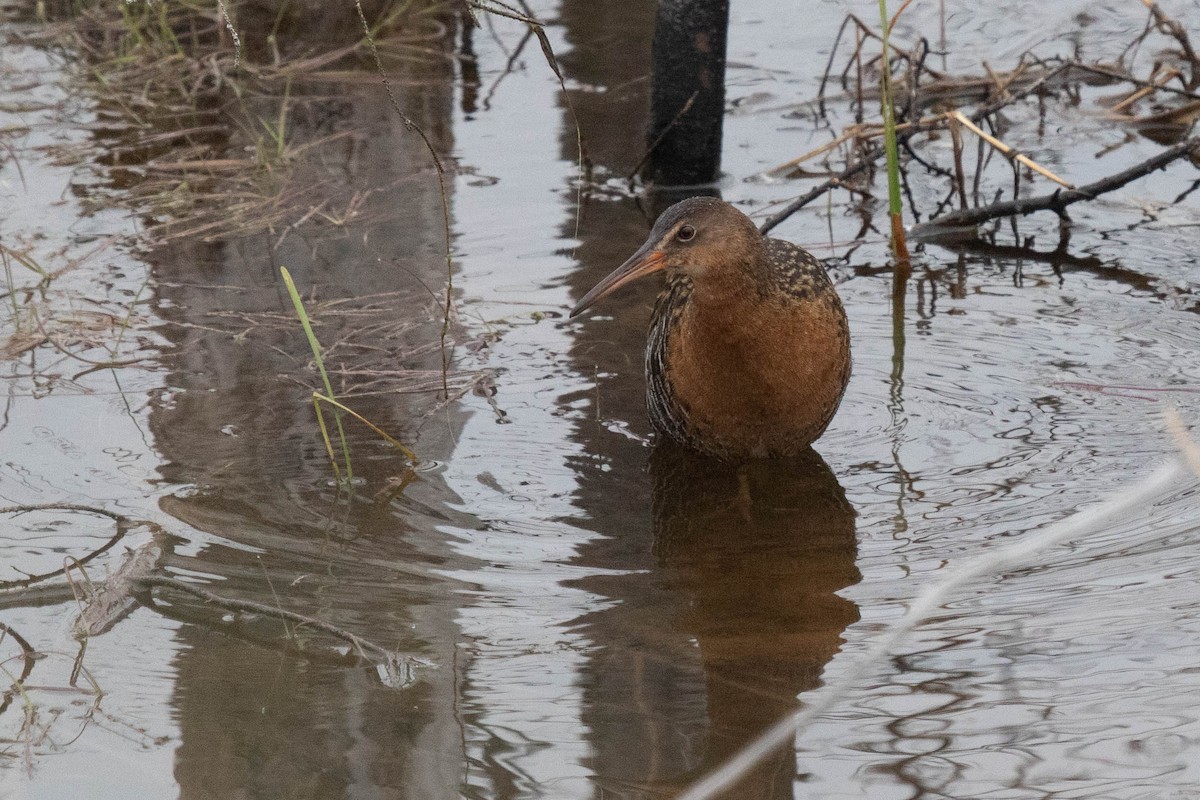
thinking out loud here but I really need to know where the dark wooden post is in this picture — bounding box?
[643,0,731,187]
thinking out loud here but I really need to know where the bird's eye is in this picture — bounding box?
[676,225,696,242]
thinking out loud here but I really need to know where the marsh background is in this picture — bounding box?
[2,1,1200,798]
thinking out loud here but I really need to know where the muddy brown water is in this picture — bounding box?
[3,1,1200,798]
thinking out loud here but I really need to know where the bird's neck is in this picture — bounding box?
[684,261,772,312]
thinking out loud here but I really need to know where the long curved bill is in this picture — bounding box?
[570,243,666,317]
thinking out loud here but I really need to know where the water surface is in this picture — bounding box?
[3,1,1200,798]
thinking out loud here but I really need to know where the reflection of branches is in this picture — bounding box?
[938,235,1200,313]
[628,90,700,183]
[678,450,1195,800]
[2,501,425,683]
[0,504,133,592]
[1,501,427,689]
[481,25,534,110]
[1,625,104,777]
[135,575,389,661]
[2,538,426,775]
[134,576,428,688]
[0,622,36,717]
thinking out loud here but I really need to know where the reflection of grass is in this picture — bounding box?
[0,657,39,777]
[1,638,105,777]
[51,0,443,247]
[1,248,22,334]
[0,660,35,715]
[280,268,418,483]
[0,238,153,369]
[1,245,47,337]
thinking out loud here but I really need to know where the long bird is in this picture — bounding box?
[571,197,851,459]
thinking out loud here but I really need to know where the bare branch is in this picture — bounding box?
[912,135,1199,235]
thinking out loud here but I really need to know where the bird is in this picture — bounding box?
[570,196,851,459]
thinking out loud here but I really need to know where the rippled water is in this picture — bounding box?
[3,0,1200,798]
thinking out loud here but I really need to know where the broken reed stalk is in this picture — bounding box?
[677,454,1193,800]
[877,0,911,275]
[948,113,968,209]
[948,110,1074,188]
[280,266,353,482]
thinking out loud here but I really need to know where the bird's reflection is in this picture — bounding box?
[580,443,860,799]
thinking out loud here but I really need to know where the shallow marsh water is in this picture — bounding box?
[2,1,1200,798]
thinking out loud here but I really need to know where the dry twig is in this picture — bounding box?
[1141,0,1200,89]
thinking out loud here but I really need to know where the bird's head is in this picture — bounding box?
[570,196,763,317]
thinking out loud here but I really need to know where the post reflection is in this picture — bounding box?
[576,443,860,799]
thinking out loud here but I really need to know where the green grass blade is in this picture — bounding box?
[313,393,418,463]
[877,0,903,218]
[280,266,353,481]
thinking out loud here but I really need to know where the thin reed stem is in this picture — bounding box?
[877,0,911,274]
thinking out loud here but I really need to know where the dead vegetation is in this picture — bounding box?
[26,0,459,247]
[760,0,1200,242]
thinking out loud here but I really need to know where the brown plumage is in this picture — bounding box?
[571,196,851,459]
